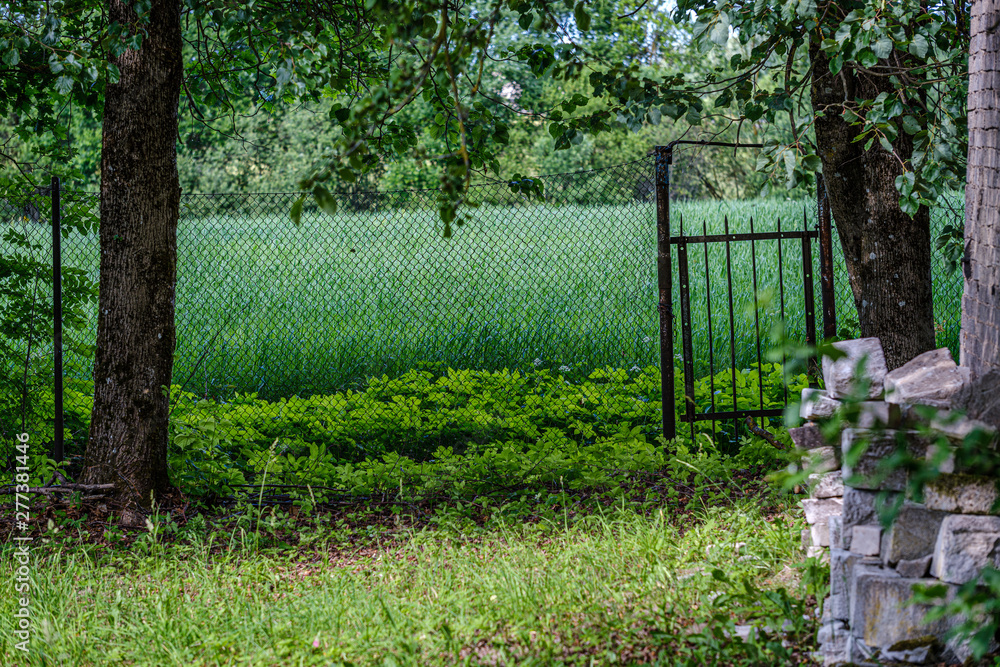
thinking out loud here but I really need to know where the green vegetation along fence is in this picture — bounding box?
[1,155,966,485]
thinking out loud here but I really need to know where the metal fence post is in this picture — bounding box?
[51,176,64,464]
[654,146,675,442]
[817,172,837,340]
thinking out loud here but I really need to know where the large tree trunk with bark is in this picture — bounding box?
[80,0,182,524]
[810,8,937,369]
[964,0,1000,383]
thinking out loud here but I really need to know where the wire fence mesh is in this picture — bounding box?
[828,193,965,356]
[0,155,966,492]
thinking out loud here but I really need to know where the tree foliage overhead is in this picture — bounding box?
[0,2,718,213]
[2,0,970,209]
[669,0,969,207]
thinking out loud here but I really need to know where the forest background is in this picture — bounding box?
[1,0,789,200]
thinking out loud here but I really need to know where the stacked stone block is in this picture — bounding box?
[790,339,1000,665]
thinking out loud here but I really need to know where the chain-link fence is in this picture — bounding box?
[828,193,965,356]
[1,156,966,491]
[7,161,670,486]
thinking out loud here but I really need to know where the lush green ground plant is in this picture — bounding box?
[23,363,805,503]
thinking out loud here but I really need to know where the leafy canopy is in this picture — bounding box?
[1,0,969,222]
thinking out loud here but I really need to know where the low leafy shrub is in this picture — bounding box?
[5,363,806,499]
[160,364,804,500]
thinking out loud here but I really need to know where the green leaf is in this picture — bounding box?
[797,0,817,18]
[908,34,928,59]
[835,22,853,44]
[54,76,74,95]
[2,49,18,67]
[783,149,796,182]
[574,3,591,32]
[312,184,338,216]
[802,154,822,171]
[857,49,877,68]
[289,196,305,226]
[819,38,839,53]
[901,115,922,135]
[710,13,731,46]
[872,36,893,59]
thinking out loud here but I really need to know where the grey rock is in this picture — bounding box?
[801,388,842,421]
[822,337,888,400]
[895,555,932,578]
[817,619,848,645]
[924,474,1000,514]
[849,564,895,636]
[851,525,882,556]
[803,497,844,524]
[928,409,996,443]
[841,428,926,491]
[954,368,1000,430]
[842,488,898,551]
[809,471,845,499]
[801,528,812,550]
[931,514,1000,584]
[884,348,970,409]
[829,514,844,549]
[828,592,849,622]
[820,594,833,623]
[811,521,831,548]
[925,441,956,474]
[819,635,848,667]
[850,572,954,648]
[945,632,1000,665]
[836,551,883,614]
[854,401,902,429]
[830,548,860,596]
[806,545,827,560]
[881,501,948,565]
[846,635,877,666]
[805,446,840,474]
[789,422,828,450]
[881,638,937,665]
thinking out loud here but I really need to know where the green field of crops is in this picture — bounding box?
[8,194,964,401]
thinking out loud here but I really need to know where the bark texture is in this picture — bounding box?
[81,0,182,523]
[963,0,1000,378]
[810,7,936,369]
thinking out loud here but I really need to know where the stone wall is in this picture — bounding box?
[789,339,1000,666]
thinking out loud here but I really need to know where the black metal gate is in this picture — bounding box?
[655,142,835,443]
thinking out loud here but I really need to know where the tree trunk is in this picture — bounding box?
[963,0,1000,380]
[80,0,182,525]
[810,9,937,369]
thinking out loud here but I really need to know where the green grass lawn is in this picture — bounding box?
[0,497,822,667]
[6,194,963,401]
